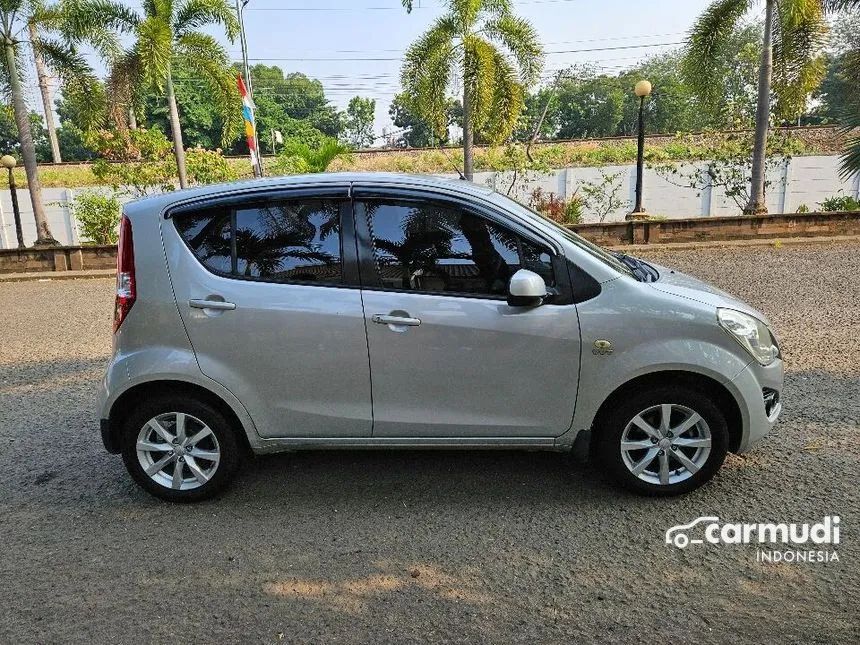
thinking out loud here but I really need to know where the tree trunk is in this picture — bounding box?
[4,39,56,245]
[29,24,61,163]
[462,82,474,181]
[166,71,188,189]
[128,107,138,129]
[745,0,774,215]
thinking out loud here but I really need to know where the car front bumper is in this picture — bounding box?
[728,357,784,452]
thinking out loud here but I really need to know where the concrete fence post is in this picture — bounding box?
[779,158,792,214]
[628,167,637,208]
[701,164,713,217]
[0,196,8,249]
[64,188,77,246]
[557,168,568,200]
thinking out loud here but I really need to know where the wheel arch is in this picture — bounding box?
[590,370,744,453]
[105,379,254,458]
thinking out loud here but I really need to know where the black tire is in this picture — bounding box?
[120,395,241,502]
[595,386,729,496]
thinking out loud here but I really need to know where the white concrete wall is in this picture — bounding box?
[1,155,857,247]
[472,155,858,223]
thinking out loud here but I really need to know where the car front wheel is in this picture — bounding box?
[120,396,241,502]
[596,386,729,496]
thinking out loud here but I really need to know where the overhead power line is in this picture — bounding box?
[243,0,583,9]
[240,40,683,62]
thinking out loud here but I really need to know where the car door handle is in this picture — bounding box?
[189,299,236,311]
[372,314,421,327]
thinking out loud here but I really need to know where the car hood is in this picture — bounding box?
[646,262,772,325]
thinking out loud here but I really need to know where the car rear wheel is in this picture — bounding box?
[120,396,241,502]
[595,386,729,496]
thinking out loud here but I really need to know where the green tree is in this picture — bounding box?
[103,0,240,188]
[143,58,225,150]
[343,96,375,148]
[54,74,106,160]
[616,51,704,135]
[389,92,458,147]
[514,85,560,142]
[246,66,343,138]
[401,0,543,180]
[684,0,829,214]
[818,2,860,176]
[0,107,50,161]
[554,67,626,139]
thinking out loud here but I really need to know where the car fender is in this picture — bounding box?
[557,337,753,448]
[99,346,262,447]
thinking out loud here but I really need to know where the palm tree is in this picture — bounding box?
[0,1,75,243]
[27,0,133,163]
[401,0,542,181]
[821,0,860,177]
[100,0,239,189]
[684,0,828,214]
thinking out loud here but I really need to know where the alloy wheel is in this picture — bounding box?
[136,412,221,491]
[619,403,712,486]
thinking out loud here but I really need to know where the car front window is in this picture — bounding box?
[489,192,635,278]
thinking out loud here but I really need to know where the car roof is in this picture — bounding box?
[124,172,496,215]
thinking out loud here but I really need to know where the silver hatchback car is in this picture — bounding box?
[98,172,783,501]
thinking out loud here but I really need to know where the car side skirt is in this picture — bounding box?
[251,436,563,454]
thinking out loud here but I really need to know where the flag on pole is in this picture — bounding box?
[237,75,261,176]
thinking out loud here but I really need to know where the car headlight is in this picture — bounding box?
[717,308,780,366]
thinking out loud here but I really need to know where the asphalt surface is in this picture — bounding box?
[0,242,858,644]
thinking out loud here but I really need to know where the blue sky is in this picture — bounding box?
[235,0,720,138]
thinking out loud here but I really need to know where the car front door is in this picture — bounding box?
[163,187,372,439]
[354,189,581,438]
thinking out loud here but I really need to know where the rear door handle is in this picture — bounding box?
[189,299,236,311]
[372,314,421,327]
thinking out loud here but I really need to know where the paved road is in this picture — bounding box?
[1,242,858,644]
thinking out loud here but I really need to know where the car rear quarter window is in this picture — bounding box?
[173,206,232,275]
[174,199,343,285]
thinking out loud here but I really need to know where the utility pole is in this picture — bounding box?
[236,0,263,177]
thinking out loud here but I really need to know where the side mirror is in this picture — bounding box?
[507,269,547,307]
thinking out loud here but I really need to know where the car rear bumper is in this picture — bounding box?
[729,358,784,452]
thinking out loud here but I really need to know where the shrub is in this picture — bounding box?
[819,194,860,212]
[529,187,583,224]
[87,127,176,197]
[69,191,122,245]
[272,137,351,175]
[186,147,236,186]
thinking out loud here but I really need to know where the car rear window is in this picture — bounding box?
[174,199,343,285]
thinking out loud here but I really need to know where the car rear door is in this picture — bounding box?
[163,186,372,439]
[353,186,581,438]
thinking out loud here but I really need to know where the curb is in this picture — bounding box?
[0,269,115,283]
[608,235,860,252]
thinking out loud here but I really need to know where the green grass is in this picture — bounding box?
[15,132,820,189]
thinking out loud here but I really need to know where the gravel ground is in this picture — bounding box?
[0,241,858,644]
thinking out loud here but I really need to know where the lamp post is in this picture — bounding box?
[236,0,262,177]
[1,155,25,249]
[630,79,652,218]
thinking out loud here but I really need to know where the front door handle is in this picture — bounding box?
[189,299,236,311]
[372,314,421,327]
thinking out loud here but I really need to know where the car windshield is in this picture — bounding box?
[490,192,636,278]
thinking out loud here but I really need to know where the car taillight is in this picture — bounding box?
[114,215,135,333]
